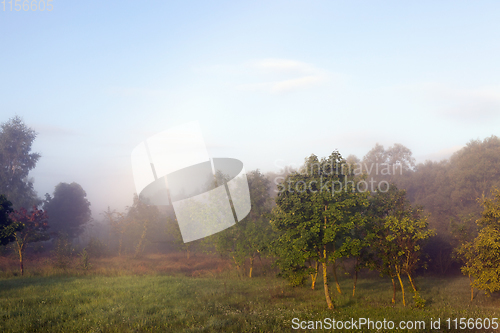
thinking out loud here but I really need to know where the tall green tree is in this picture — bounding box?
[0,195,22,246]
[0,116,41,209]
[270,152,369,310]
[44,182,91,239]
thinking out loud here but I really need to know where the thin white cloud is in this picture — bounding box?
[237,58,328,94]
[192,64,242,76]
[238,74,326,94]
[105,87,169,97]
[251,58,319,75]
[191,58,330,93]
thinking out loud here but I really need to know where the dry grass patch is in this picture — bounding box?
[0,252,234,278]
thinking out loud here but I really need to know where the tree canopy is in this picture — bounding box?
[44,182,91,239]
[0,194,22,246]
[0,116,41,209]
[270,152,369,309]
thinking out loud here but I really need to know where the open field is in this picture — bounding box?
[0,254,499,332]
[0,252,234,279]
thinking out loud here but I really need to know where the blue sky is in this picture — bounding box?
[1,1,500,216]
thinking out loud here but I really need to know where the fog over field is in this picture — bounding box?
[2,1,499,217]
[1,1,500,332]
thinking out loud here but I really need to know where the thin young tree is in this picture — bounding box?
[10,206,49,275]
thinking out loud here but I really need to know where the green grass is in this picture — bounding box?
[0,273,499,332]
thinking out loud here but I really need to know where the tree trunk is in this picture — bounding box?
[322,258,334,309]
[469,273,474,301]
[322,206,334,309]
[352,269,358,297]
[351,257,359,297]
[16,236,24,276]
[232,255,241,277]
[18,248,24,276]
[249,256,254,278]
[391,277,396,304]
[331,259,342,294]
[397,272,406,307]
[310,261,319,290]
[407,273,417,295]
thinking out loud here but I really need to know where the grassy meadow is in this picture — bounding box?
[0,253,499,332]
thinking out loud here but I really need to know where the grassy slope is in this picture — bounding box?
[1,273,499,333]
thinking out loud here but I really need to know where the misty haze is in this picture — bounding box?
[1,2,500,332]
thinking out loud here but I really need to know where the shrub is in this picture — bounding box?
[86,237,108,258]
[413,291,426,308]
[79,248,92,270]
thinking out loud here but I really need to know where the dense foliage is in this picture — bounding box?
[456,188,500,297]
[44,182,92,239]
[0,116,40,209]
[0,194,21,246]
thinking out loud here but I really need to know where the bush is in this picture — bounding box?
[413,291,426,308]
[86,237,108,258]
[79,248,92,270]
[280,269,308,287]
